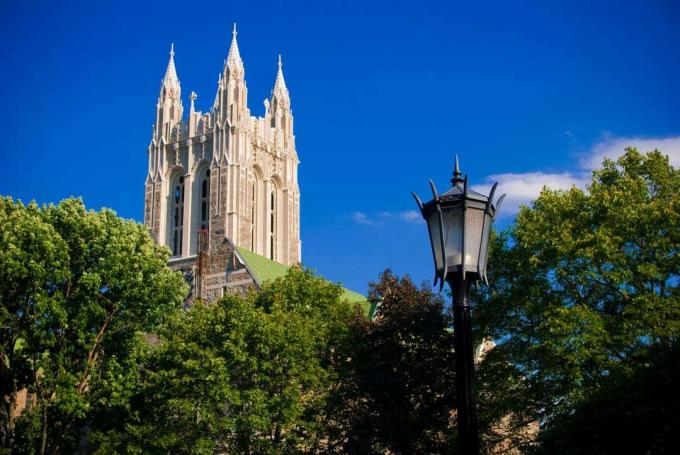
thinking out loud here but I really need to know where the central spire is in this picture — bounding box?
[226,23,243,71]
[164,43,178,84]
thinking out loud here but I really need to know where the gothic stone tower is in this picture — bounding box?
[144,25,301,302]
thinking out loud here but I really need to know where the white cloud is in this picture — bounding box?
[472,135,680,217]
[472,172,589,217]
[582,135,680,170]
[351,210,423,226]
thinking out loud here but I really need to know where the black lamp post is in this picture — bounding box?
[412,156,505,455]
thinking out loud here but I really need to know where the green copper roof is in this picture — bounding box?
[234,246,373,317]
[235,246,289,285]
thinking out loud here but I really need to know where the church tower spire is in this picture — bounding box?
[268,54,293,139]
[214,23,248,126]
[155,43,183,143]
[226,23,243,72]
[273,54,288,95]
[164,43,179,84]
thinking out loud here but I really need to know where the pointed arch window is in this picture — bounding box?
[172,176,185,256]
[270,100,277,128]
[200,169,210,230]
[269,189,275,259]
[251,179,257,251]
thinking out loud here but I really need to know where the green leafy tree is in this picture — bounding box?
[535,340,680,455]
[249,267,357,453]
[328,270,456,455]
[474,149,680,452]
[97,267,357,454]
[0,198,68,451]
[0,197,187,454]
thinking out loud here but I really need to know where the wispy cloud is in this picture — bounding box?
[352,210,423,226]
[352,212,375,226]
[472,135,680,217]
[582,135,680,170]
[471,172,589,217]
[399,210,422,222]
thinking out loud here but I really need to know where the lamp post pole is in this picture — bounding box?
[449,275,479,455]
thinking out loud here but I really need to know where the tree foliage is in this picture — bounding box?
[95,267,357,454]
[3,147,678,454]
[328,270,456,455]
[535,340,680,455]
[474,149,680,452]
[0,197,187,454]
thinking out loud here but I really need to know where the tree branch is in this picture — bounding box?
[75,302,118,394]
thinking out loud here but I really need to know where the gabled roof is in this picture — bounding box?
[233,246,374,317]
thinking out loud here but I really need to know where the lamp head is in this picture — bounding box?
[413,157,505,290]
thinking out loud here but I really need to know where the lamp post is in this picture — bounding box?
[412,156,505,455]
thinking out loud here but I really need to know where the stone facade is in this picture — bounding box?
[143,25,301,302]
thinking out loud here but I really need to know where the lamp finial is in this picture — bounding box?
[452,154,464,185]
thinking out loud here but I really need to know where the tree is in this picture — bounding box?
[473,149,680,452]
[0,197,187,454]
[0,198,68,452]
[535,340,680,455]
[328,270,456,455]
[96,267,357,454]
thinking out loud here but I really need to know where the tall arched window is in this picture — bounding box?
[200,169,210,230]
[269,184,277,260]
[251,179,257,251]
[172,176,185,256]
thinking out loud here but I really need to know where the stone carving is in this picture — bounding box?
[173,123,183,141]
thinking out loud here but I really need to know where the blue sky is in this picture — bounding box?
[1,0,679,293]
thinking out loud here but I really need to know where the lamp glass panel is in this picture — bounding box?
[426,209,444,273]
[478,212,492,274]
[442,205,463,268]
[464,207,484,270]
